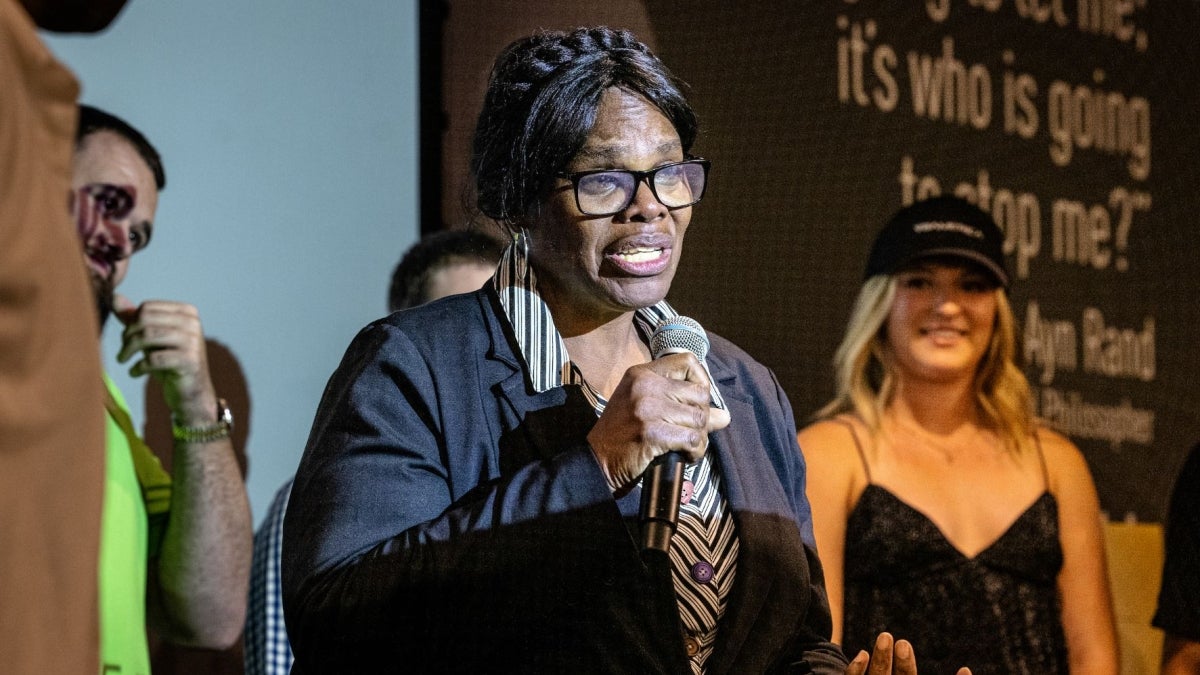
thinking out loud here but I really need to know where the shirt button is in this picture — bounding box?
[680,480,694,504]
[691,560,715,584]
[684,635,700,656]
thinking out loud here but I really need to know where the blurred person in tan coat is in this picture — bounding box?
[0,0,131,671]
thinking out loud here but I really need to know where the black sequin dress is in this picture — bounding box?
[839,430,1068,675]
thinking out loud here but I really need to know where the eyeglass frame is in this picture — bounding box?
[554,157,711,217]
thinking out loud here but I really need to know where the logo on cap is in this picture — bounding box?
[913,220,985,239]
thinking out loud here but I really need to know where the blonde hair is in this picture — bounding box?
[817,274,1035,454]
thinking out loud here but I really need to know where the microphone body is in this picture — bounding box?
[639,452,684,553]
[639,316,710,553]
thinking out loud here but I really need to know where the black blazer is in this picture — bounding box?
[283,286,847,674]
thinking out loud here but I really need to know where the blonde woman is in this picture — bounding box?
[799,196,1118,674]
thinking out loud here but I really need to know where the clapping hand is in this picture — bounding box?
[845,632,971,675]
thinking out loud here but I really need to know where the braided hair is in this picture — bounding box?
[471,27,697,228]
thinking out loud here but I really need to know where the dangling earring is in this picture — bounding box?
[517,228,530,258]
[506,227,531,277]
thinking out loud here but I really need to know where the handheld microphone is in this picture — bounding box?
[639,316,710,553]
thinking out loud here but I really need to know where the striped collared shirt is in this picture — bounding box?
[495,236,739,674]
[245,479,294,675]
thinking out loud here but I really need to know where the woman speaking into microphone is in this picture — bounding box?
[283,26,929,674]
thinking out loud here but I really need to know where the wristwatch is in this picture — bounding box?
[172,398,234,443]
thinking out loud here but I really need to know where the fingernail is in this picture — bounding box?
[854,650,868,664]
[897,640,911,658]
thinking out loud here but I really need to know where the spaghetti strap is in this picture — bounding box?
[1032,429,1050,491]
[835,417,872,483]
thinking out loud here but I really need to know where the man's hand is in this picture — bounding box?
[114,294,217,426]
[113,293,252,647]
[587,351,731,494]
[844,632,971,675]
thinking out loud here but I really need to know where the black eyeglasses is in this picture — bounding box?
[556,158,710,217]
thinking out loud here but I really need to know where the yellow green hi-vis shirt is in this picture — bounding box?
[99,376,162,674]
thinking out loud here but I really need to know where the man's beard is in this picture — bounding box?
[90,271,115,333]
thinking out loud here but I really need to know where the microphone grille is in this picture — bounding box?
[650,315,709,361]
